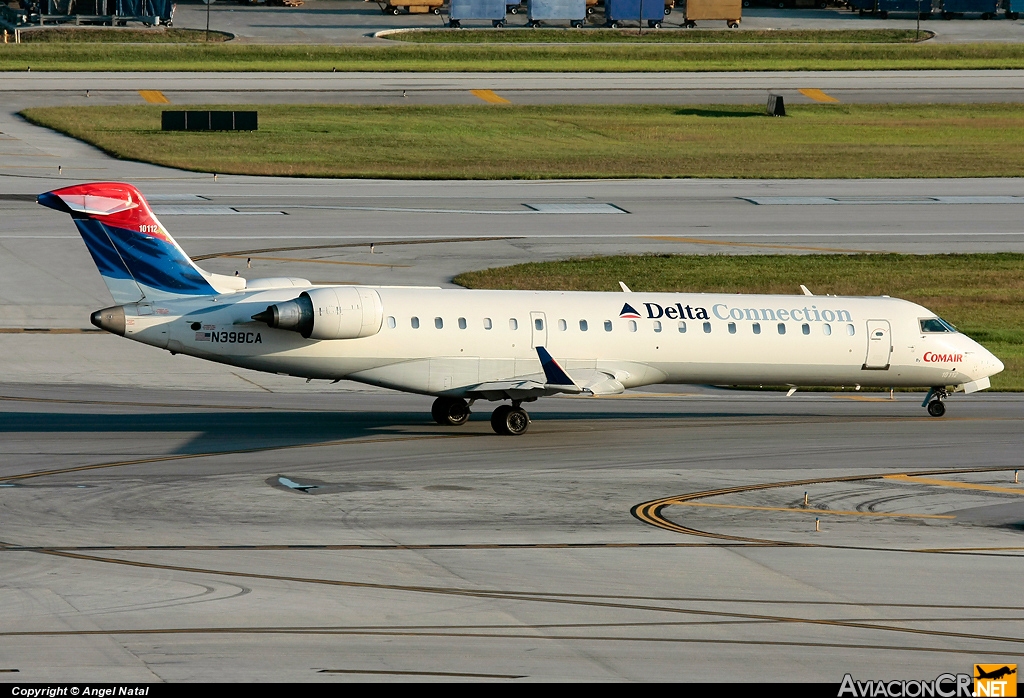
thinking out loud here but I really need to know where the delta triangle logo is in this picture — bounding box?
[619,303,641,319]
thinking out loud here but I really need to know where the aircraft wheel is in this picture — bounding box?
[926,400,946,418]
[491,405,530,435]
[432,397,470,426]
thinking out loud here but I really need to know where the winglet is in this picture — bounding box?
[536,346,576,387]
[619,281,632,293]
[800,285,813,296]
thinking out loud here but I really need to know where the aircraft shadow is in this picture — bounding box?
[0,408,775,453]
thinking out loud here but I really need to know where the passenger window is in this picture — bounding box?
[628,320,637,332]
[604,320,613,332]
[579,320,588,331]
[458,317,467,330]
[558,319,567,331]
[678,321,687,333]
[802,323,810,335]
[535,318,544,331]
[411,317,419,329]
[823,323,831,336]
[435,317,443,329]
[752,323,761,335]
[509,318,518,331]
[653,320,662,333]
[778,323,786,335]
[846,324,855,336]
[728,322,736,334]
[386,316,396,329]
[703,322,711,334]
[484,317,492,330]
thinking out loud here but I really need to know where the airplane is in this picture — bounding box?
[976,666,1017,681]
[39,182,1004,435]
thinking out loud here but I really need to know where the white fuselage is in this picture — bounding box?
[114,286,1003,398]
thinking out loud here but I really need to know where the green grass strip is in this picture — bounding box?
[21,103,1024,180]
[454,254,1024,391]
[16,28,233,43]
[3,41,1024,71]
[383,28,933,44]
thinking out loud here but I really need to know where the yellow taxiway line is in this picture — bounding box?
[799,88,840,104]
[884,474,1024,496]
[470,89,511,105]
[139,90,170,104]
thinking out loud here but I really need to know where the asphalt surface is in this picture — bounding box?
[6,70,1024,106]
[2,60,1024,681]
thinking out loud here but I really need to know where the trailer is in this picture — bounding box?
[526,0,587,26]
[872,0,933,17]
[681,0,741,27]
[1006,0,1022,18]
[606,0,665,26]
[449,0,506,26]
[367,0,443,15]
[941,0,998,17]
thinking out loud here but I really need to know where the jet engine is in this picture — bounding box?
[252,286,383,340]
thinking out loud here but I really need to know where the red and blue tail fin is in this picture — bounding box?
[38,182,242,304]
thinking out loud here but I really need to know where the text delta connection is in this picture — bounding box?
[632,302,854,324]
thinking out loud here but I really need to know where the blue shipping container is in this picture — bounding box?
[876,0,932,11]
[942,0,997,12]
[606,0,663,20]
[450,0,506,19]
[1006,0,1023,17]
[529,0,586,19]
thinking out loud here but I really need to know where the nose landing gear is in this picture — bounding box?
[923,387,948,417]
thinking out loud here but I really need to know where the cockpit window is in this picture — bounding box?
[920,318,957,333]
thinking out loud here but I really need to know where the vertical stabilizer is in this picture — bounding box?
[38,182,243,303]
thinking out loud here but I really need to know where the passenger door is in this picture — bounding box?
[863,320,892,370]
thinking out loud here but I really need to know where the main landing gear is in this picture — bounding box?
[430,397,531,435]
[923,386,948,418]
[490,402,530,436]
[431,396,470,426]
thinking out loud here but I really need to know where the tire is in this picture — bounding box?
[505,407,530,435]
[587,5,595,13]
[742,0,750,6]
[927,400,946,418]
[664,6,671,14]
[1011,12,1021,20]
[878,10,887,18]
[490,405,513,434]
[728,20,739,27]
[391,7,400,14]
[509,5,518,12]
[777,1,785,7]
[609,21,619,27]
[981,12,992,19]
[943,11,952,18]
[432,397,470,426]
[817,0,826,7]
[433,7,441,13]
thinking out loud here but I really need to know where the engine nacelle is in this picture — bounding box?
[252,286,383,340]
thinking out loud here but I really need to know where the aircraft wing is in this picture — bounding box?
[465,348,624,400]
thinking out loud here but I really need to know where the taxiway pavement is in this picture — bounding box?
[1,67,1023,682]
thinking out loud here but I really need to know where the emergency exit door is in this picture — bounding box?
[531,311,548,348]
